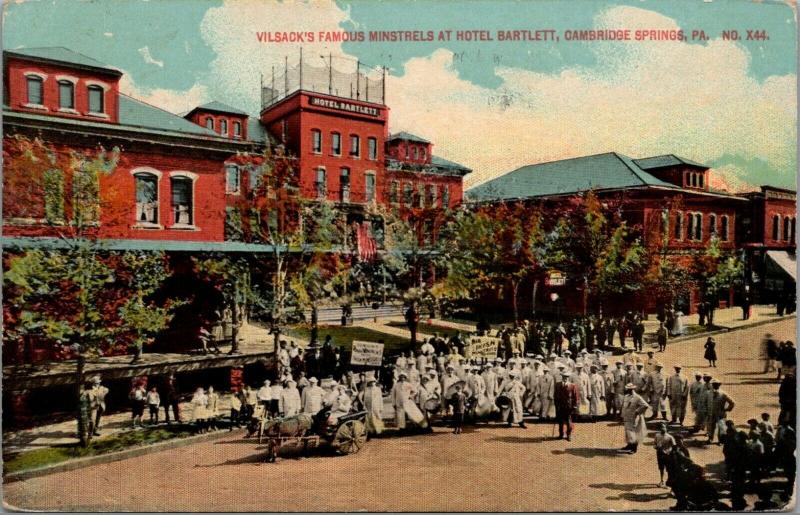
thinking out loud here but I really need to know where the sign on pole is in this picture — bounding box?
[350,340,384,366]
[545,270,566,287]
[464,336,501,358]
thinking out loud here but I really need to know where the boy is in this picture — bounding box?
[450,383,467,434]
[146,386,161,424]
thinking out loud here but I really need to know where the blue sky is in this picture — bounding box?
[3,0,797,189]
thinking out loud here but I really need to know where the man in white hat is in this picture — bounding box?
[329,384,353,424]
[279,379,301,417]
[440,364,459,414]
[644,350,658,374]
[301,377,325,414]
[561,349,576,371]
[666,365,689,425]
[466,365,486,399]
[630,362,647,397]
[90,376,109,435]
[588,364,606,421]
[482,362,499,404]
[257,379,272,411]
[601,360,615,418]
[611,360,627,418]
[620,382,649,453]
[501,370,527,428]
[537,365,554,419]
[572,363,591,417]
[646,362,668,421]
[689,371,706,431]
[362,377,384,435]
[391,372,416,430]
[706,379,735,444]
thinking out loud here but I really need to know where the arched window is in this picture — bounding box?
[791,218,797,244]
[331,132,341,155]
[340,167,350,202]
[220,119,228,136]
[783,216,790,241]
[708,214,717,237]
[315,168,327,199]
[134,172,159,224]
[233,121,242,137]
[772,214,781,240]
[26,76,43,105]
[87,85,104,113]
[58,80,74,109]
[171,176,193,225]
[686,213,695,241]
[205,117,214,131]
[442,185,450,208]
[674,211,683,240]
[694,213,703,240]
[403,182,413,206]
[720,215,729,241]
[311,129,321,153]
[698,173,704,188]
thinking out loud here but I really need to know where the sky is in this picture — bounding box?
[3,0,797,191]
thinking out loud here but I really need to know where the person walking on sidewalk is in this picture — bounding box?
[703,337,718,368]
[657,323,668,353]
[90,376,108,436]
[146,386,161,424]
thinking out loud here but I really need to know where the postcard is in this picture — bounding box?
[2,0,797,511]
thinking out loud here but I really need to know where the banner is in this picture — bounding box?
[465,336,500,358]
[350,340,384,366]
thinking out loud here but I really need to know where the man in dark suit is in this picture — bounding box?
[554,370,580,441]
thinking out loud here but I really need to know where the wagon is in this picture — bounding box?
[247,408,369,462]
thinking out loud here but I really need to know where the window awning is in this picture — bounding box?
[766,250,797,282]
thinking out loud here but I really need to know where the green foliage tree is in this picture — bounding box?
[690,236,744,305]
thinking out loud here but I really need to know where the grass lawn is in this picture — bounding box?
[387,321,464,339]
[3,425,195,475]
[284,325,411,354]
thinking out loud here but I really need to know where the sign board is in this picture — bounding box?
[465,336,500,359]
[350,340,384,366]
[309,96,381,117]
[545,271,566,286]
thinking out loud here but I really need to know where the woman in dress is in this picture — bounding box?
[703,337,718,368]
[206,385,219,430]
[191,387,209,432]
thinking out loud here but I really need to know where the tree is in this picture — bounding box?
[3,135,177,442]
[690,237,743,307]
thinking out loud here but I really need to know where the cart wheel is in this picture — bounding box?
[333,419,367,455]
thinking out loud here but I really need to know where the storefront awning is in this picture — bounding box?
[766,250,797,282]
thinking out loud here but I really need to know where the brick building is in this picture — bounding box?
[467,152,796,316]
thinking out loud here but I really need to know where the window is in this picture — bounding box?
[331,132,341,155]
[248,165,262,190]
[694,213,702,240]
[312,129,322,153]
[206,117,214,131]
[674,211,683,240]
[423,220,433,246]
[220,119,228,136]
[405,144,409,159]
[365,173,375,203]
[350,135,360,157]
[686,213,694,240]
[43,168,64,222]
[421,147,427,160]
[368,137,377,160]
[772,215,780,240]
[340,168,350,202]
[225,164,240,194]
[783,216,790,241]
[661,209,669,236]
[430,184,438,207]
[58,80,74,109]
[792,218,797,244]
[389,180,399,204]
[708,214,717,237]
[720,215,729,242]
[281,119,288,142]
[26,76,43,105]
[233,121,241,137]
[87,85,104,113]
[403,182,413,206]
[135,173,159,224]
[442,185,450,208]
[413,147,418,160]
[171,177,193,225]
[698,173,704,188]
[316,168,327,199]
[425,184,435,208]
[418,184,425,208]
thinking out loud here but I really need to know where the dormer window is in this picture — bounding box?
[87,85,104,113]
[233,121,242,137]
[26,76,43,105]
[205,117,214,131]
[58,80,74,109]
[220,119,228,136]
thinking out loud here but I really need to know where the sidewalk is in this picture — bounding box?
[643,304,792,338]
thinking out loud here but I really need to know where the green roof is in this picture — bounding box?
[388,131,430,144]
[119,94,219,136]
[5,47,121,75]
[633,154,707,170]
[466,152,679,202]
[431,154,471,172]
[192,101,249,116]
[247,118,268,142]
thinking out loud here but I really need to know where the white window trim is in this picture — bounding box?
[85,80,110,91]
[24,71,48,80]
[708,212,717,236]
[331,132,342,156]
[56,77,77,111]
[130,167,163,179]
[23,103,48,111]
[367,137,378,161]
[131,167,162,228]
[55,74,79,84]
[694,212,703,241]
[364,170,376,204]
[86,83,108,115]
[225,164,241,195]
[233,121,242,138]
[24,72,47,108]
[311,129,322,154]
[350,134,360,159]
[168,171,198,230]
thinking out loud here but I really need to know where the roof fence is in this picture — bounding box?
[261,54,385,110]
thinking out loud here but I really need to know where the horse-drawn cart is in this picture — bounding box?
[247,408,369,462]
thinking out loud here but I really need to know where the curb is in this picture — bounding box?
[4,427,247,483]
[665,314,796,345]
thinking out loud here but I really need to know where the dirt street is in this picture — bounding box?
[3,317,795,512]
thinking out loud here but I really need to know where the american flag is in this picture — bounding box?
[356,221,378,261]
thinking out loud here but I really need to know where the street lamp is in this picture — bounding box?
[550,292,561,323]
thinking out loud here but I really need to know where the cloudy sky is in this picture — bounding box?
[3,0,797,191]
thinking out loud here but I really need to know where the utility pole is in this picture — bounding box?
[299,47,303,90]
[328,53,333,95]
[356,59,360,100]
[284,56,288,95]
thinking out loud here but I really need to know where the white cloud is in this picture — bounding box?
[118,72,209,114]
[138,46,164,68]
